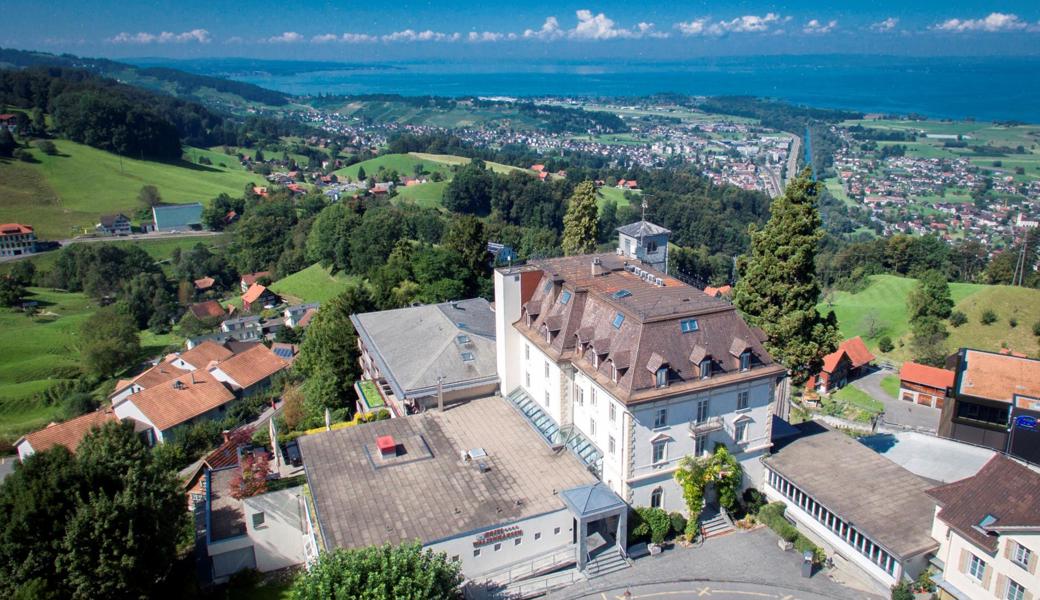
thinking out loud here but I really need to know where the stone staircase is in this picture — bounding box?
[701,511,736,540]
[584,549,631,579]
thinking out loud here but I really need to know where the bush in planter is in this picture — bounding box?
[891,581,914,600]
[668,512,687,538]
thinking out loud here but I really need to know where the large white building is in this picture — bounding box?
[494,222,788,514]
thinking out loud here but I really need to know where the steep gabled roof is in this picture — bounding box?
[17,408,117,454]
[616,220,670,237]
[241,283,269,304]
[900,361,954,390]
[128,370,235,431]
[839,337,875,369]
[178,340,234,369]
[211,344,288,390]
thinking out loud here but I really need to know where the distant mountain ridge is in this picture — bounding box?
[0,47,289,106]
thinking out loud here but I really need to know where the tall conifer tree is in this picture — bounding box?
[562,181,599,256]
[734,169,838,380]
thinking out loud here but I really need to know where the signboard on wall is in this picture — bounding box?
[473,525,522,547]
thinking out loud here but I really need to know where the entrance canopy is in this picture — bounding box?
[560,482,626,520]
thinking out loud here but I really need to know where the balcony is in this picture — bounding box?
[689,415,724,436]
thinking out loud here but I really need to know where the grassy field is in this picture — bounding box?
[407,152,526,175]
[880,375,900,398]
[0,140,260,239]
[393,181,449,210]
[0,234,229,277]
[332,153,455,181]
[821,274,1040,363]
[597,185,639,210]
[269,263,360,304]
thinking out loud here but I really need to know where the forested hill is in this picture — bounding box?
[0,47,289,106]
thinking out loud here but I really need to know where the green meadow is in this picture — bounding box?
[269,263,360,304]
[0,140,261,239]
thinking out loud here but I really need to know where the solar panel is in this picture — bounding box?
[274,347,294,358]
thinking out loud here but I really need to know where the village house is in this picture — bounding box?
[221,314,263,340]
[15,408,118,460]
[208,344,289,395]
[703,285,732,298]
[351,298,499,417]
[240,271,271,293]
[241,283,278,312]
[283,303,319,329]
[806,337,875,395]
[108,358,183,404]
[112,369,236,445]
[494,222,787,514]
[926,455,1039,600]
[189,300,227,321]
[899,361,955,409]
[169,340,235,372]
[0,223,37,257]
[194,276,216,293]
[938,349,1040,465]
[95,213,132,236]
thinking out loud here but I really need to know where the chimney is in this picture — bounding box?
[222,430,231,443]
[591,256,602,277]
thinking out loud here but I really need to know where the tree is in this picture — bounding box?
[356,165,366,181]
[733,169,839,380]
[442,215,490,296]
[0,422,185,599]
[0,128,18,157]
[292,542,463,600]
[562,181,599,256]
[443,160,493,215]
[81,305,140,376]
[137,185,162,209]
[0,276,26,307]
[228,453,270,499]
[907,270,953,323]
[35,139,57,155]
[909,316,949,367]
[281,384,306,432]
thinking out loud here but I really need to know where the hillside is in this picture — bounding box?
[0,140,260,239]
[821,274,1040,362]
[269,263,360,304]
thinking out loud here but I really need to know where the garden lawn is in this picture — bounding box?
[0,140,260,239]
[833,385,883,414]
[269,263,360,304]
[880,375,901,399]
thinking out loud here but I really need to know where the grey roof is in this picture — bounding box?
[299,397,597,550]
[559,482,626,519]
[763,425,939,560]
[350,298,497,400]
[152,203,203,229]
[616,220,671,238]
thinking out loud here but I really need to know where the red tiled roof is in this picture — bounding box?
[129,360,182,390]
[0,223,33,235]
[189,300,225,320]
[296,308,317,328]
[17,408,117,454]
[179,340,234,369]
[242,283,268,305]
[839,337,875,369]
[211,344,288,390]
[240,271,271,287]
[703,285,732,297]
[193,277,216,290]
[128,370,235,431]
[900,361,954,390]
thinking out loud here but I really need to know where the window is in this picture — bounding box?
[525,371,531,387]
[611,363,618,383]
[554,527,561,535]
[696,399,710,423]
[544,361,549,378]
[451,555,460,562]
[461,352,475,362]
[589,417,597,436]
[1011,542,1031,569]
[1006,579,1025,600]
[700,359,712,379]
[609,403,616,422]
[737,391,749,410]
[473,549,481,557]
[695,435,706,456]
[576,386,584,406]
[612,313,625,329]
[680,319,699,333]
[956,401,1009,426]
[534,532,541,540]
[544,391,550,407]
[654,408,667,428]
[650,487,663,508]
[525,344,530,360]
[740,351,751,371]
[514,538,522,546]
[656,368,668,388]
[608,435,616,455]
[646,240,658,253]
[494,543,502,552]
[735,420,748,443]
[612,289,632,299]
[560,290,572,305]
[968,554,986,581]
[252,512,265,528]
[652,440,667,464]
[543,280,553,292]
[591,388,598,406]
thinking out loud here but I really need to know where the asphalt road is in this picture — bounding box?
[851,368,940,432]
[570,581,863,600]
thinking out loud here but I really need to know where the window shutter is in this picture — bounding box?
[1023,590,1033,600]
[958,549,969,573]
[1004,540,1014,559]
[995,574,1007,598]
[1029,549,1038,575]
[981,563,993,589]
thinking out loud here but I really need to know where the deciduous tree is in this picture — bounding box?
[81,305,140,377]
[292,542,463,600]
[562,181,599,256]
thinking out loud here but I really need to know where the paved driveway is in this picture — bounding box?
[548,528,884,600]
[851,368,939,432]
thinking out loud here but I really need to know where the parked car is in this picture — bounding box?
[284,440,302,467]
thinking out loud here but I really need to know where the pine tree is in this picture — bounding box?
[562,181,599,256]
[734,169,838,380]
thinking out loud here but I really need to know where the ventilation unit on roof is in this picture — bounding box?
[461,351,475,362]
[456,334,471,345]
[654,277,663,286]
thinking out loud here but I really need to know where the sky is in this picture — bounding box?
[3,1,1040,61]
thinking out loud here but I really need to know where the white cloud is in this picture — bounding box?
[468,31,504,42]
[267,31,303,43]
[524,16,565,40]
[870,17,899,32]
[802,19,837,34]
[109,29,211,44]
[567,9,665,39]
[342,33,379,43]
[933,12,1032,33]
[381,29,460,42]
[675,13,786,36]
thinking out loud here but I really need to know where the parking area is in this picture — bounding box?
[548,528,885,600]
[851,369,940,432]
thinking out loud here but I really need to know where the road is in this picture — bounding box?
[0,230,226,264]
[785,133,802,186]
[567,581,866,600]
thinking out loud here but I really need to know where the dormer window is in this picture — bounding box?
[700,359,712,379]
[740,351,751,372]
[656,367,668,388]
[611,363,619,383]
[544,327,552,344]
[593,354,600,369]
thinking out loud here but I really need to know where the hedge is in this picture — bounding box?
[758,502,826,563]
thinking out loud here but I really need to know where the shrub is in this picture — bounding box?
[948,311,967,328]
[668,512,687,538]
[980,309,998,325]
[878,336,894,353]
[633,507,671,544]
[742,488,766,515]
[1033,321,1040,337]
[1009,317,1018,328]
[35,140,57,155]
[12,148,34,162]
[891,581,914,600]
[758,502,825,562]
